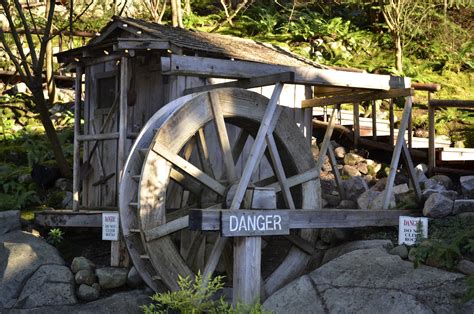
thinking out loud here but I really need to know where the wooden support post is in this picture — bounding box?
[327,142,345,200]
[315,107,337,172]
[233,236,261,305]
[401,142,422,203]
[73,66,83,212]
[382,96,412,209]
[371,100,377,141]
[304,86,313,147]
[112,56,129,267]
[408,108,413,149]
[428,93,435,176]
[389,99,395,146]
[353,103,360,147]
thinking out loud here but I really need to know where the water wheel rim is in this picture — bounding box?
[137,88,320,296]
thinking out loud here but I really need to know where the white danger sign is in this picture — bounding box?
[398,216,428,246]
[102,213,119,241]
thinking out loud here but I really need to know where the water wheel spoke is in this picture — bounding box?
[209,93,237,182]
[196,128,215,178]
[265,168,319,192]
[203,235,228,280]
[183,232,206,265]
[266,133,295,209]
[144,215,189,242]
[231,129,250,164]
[170,169,202,196]
[152,142,226,196]
[230,83,284,209]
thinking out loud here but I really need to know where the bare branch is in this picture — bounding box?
[49,1,94,41]
[0,29,30,85]
[25,0,40,42]
[13,0,38,66]
[0,0,34,82]
[38,0,56,74]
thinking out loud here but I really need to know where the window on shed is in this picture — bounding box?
[96,71,117,109]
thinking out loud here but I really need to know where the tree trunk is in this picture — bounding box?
[31,86,70,177]
[395,34,403,74]
[45,0,56,103]
[170,0,178,27]
[184,0,191,16]
[177,0,184,28]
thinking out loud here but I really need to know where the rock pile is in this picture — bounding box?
[318,142,474,218]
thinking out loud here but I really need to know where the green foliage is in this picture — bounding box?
[412,216,474,269]
[0,164,39,211]
[465,276,474,302]
[142,273,267,314]
[46,228,64,247]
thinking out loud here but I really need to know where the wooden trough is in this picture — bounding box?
[54,16,423,305]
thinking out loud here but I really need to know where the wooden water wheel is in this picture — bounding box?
[119,87,321,298]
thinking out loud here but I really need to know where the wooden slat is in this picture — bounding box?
[169,169,202,196]
[315,107,337,172]
[389,99,395,145]
[152,143,226,196]
[113,38,170,51]
[302,88,413,108]
[284,234,315,255]
[77,132,120,141]
[196,128,215,178]
[144,215,189,242]
[371,100,377,140]
[353,102,360,146]
[183,72,295,95]
[162,55,409,91]
[209,92,237,182]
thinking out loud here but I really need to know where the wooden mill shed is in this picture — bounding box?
[56,16,410,211]
[53,16,418,297]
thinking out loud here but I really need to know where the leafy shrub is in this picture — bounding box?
[0,164,39,211]
[142,273,267,314]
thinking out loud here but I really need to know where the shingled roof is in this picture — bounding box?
[61,16,331,69]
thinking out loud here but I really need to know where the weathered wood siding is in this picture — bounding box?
[82,56,312,209]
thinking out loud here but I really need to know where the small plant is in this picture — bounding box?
[142,273,267,314]
[46,228,64,247]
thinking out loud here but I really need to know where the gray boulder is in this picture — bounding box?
[342,177,368,202]
[422,188,458,201]
[14,265,76,309]
[127,266,144,288]
[96,267,128,289]
[344,153,365,166]
[265,248,470,313]
[423,193,453,218]
[456,259,474,276]
[322,239,392,264]
[71,256,95,274]
[430,174,453,190]
[6,289,152,314]
[0,210,20,236]
[342,165,361,177]
[355,163,368,175]
[453,199,474,215]
[357,189,395,210]
[460,176,474,198]
[337,199,357,209]
[334,146,346,159]
[0,230,65,309]
[320,228,350,246]
[75,269,96,286]
[263,275,325,314]
[389,245,409,259]
[77,283,100,302]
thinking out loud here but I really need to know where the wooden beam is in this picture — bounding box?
[113,38,170,51]
[301,88,413,108]
[161,55,409,91]
[327,143,345,199]
[144,215,189,242]
[189,209,419,231]
[183,72,295,95]
[77,132,120,141]
[428,102,435,175]
[411,82,441,92]
[429,99,474,108]
[401,142,422,203]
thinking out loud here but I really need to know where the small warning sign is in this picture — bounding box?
[398,216,428,246]
[102,213,119,241]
